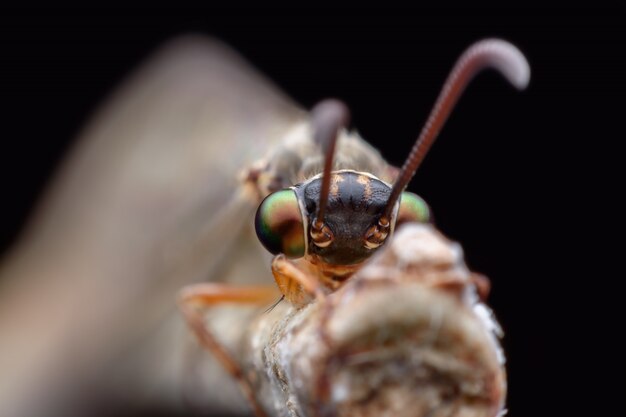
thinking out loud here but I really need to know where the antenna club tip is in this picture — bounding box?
[469,38,531,91]
[311,98,350,126]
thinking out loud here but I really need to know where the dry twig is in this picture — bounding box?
[201,223,506,417]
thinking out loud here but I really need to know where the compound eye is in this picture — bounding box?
[397,192,430,224]
[255,189,305,258]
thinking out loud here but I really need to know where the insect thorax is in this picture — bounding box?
[249,123,395,197]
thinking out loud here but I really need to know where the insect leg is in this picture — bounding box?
[177,284,278,417]
[271,254,326,307]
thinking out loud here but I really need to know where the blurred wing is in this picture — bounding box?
[0,35,304,415]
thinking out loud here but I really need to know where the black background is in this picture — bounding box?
[1,5,624,417]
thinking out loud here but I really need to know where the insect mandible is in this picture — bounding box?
[177,38,529,417]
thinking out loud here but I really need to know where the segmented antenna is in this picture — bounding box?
[310,99,350,226]
[381,38,530,221]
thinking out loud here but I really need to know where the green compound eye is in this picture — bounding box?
[397,192,430,224]
[255,189,305,258]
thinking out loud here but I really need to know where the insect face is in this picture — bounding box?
[299,170,394,265]
[256,169,430,265]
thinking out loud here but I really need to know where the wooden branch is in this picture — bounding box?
[230,223,506,417]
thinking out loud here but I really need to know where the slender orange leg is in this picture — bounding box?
[270,256,333,417]
[271,254,326,307]
[178,283,278,417]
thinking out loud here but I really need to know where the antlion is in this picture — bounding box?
[0,36,528,417]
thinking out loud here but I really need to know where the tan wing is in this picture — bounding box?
[0,35,304,416]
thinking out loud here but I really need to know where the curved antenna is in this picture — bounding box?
[381,38,530,221]
[310,99,350,225]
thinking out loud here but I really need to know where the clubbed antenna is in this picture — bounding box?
[381,38,530,221]
[310,99,350,226]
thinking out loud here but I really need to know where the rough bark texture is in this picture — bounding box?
[234,223,505,417]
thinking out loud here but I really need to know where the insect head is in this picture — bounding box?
[255,39,530,268]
